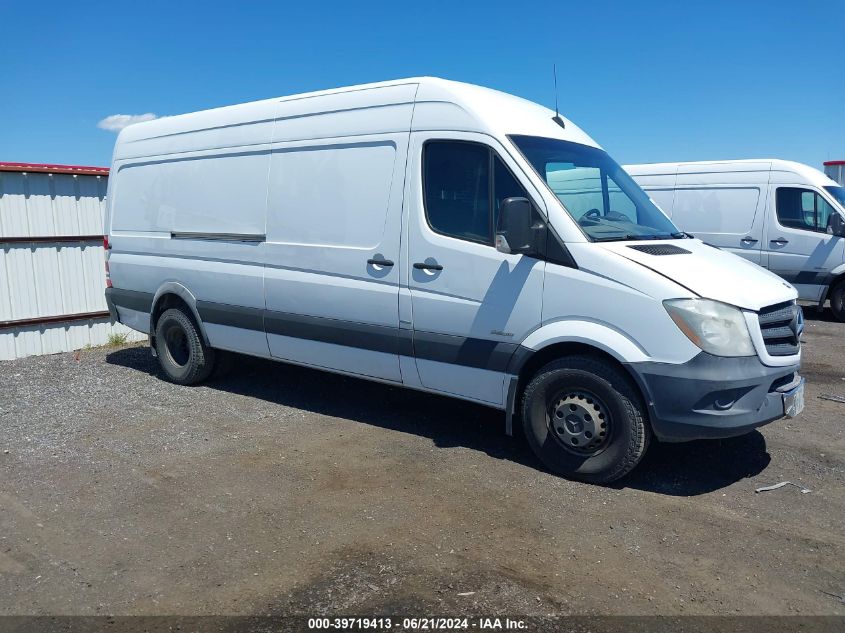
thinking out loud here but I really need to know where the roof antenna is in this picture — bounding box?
[552,64,565,129]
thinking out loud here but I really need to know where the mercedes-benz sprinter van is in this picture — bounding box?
[105,78,804,483]
[626,160,845,320]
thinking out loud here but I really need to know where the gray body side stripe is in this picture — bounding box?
[264,310,414,357]
[106,288,154,313]
[412,331,518,372]
[778,270,832,286]
[109,288,520,372]
[196,301,264,332]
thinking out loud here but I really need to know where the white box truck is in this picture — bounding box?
[105,78,804,483]
[626,160,845,320]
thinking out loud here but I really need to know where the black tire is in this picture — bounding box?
[154,308,216,385]
[521,355,650,484]
[830,282,845,322]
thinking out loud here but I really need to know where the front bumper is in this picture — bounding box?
[627,353,801,442]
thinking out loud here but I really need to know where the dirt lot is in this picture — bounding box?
[0,309,843,618]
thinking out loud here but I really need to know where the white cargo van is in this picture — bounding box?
[625,160,845,320]
[105,78,804,483]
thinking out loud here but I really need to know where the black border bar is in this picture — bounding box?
[0,616,842,633]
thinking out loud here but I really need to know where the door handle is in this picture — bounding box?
[741,237,758,245]
[367,257,394,267]
[770,238,789,245]
[413,262,443,271]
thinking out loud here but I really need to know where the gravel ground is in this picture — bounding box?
[0,310,843,617]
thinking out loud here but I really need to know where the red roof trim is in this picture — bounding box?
[0,162,109,176]
[824,160,845,166]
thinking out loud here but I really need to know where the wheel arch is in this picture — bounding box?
[149,283,210,351]
[828,270,845,294]
[504,324,654,436]
[822,272,845,320]
[818,268,845,312]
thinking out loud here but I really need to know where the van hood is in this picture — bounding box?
[598,239,797,311]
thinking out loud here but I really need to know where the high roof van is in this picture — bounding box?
[105,78,804,483]
[625,160,845,320]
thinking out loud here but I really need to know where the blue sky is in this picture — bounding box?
[1,0,842,169]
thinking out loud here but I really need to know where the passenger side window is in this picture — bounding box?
[776,187,836,233]
[423,141,529,245]
[817,195,835,231]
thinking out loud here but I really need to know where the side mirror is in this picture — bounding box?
[830,213,845,238]
[496,197,539,255]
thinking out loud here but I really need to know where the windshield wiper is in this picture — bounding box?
[592,234,659,242]
[592,232,690,242]
[623,232,690,241]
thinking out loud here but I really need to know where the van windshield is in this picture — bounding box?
[824,186,845,210]
[510,135,681,241]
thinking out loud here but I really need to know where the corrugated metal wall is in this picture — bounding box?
[0,169,146,361]
[825,163,844,186]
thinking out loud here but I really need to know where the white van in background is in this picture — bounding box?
[625,160,845,320]
[105,78,804,483]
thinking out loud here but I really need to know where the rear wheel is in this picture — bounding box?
[521,356,650,484]
[830,282,845,322]
[154,308,216,385]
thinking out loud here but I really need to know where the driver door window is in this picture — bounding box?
[776,187,836,233]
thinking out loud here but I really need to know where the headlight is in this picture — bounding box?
[663,299,755,357]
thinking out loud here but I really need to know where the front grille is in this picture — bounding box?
[758,301,801,357]
[627,244,691,255]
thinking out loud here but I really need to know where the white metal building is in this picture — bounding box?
[825,160,845,186]
[0,162,145,360]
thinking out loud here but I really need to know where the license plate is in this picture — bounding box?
[783,380,805,418]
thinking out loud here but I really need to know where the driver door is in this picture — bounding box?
[405,133,545,405]
[766,186,845,301]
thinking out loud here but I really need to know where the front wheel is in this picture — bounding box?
[521,356,650,484]
[830,282,845,322]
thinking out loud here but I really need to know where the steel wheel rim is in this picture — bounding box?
[548,390,611,455]
[163,323,190,367]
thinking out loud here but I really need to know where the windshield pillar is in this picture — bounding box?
[600,170,610,217]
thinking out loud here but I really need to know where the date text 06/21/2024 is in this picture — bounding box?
[307,616,528,630]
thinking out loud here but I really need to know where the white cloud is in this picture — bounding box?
[97,113,158,132]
